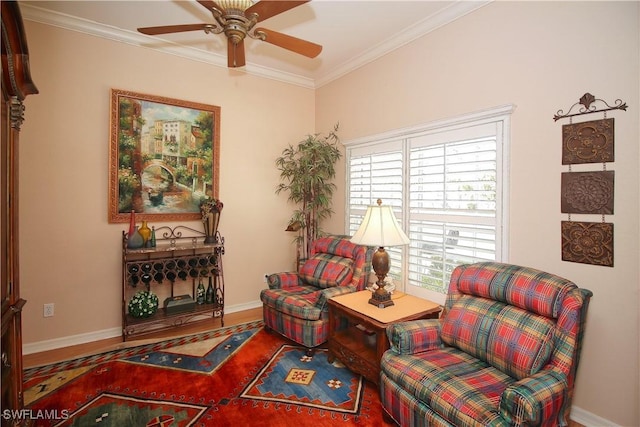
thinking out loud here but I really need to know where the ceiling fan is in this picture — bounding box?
[137,0,322,68]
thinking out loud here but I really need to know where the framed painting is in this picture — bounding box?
[109,89,220,223]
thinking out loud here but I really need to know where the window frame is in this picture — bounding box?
[344,105,514,304]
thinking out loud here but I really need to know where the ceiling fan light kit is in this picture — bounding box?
[137,0,322,68]
[216,0,255,12]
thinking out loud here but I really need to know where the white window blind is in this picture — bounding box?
[348,142,405,283]
[345,106,512,303]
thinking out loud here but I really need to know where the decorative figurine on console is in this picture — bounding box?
[200,197,223,244]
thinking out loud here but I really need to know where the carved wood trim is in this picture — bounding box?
[9,97,25,130]
[1,1,38,415]
[1,1,39,100]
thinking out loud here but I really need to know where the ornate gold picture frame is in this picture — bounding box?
[109,89,221,223]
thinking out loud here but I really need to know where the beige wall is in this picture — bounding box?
[18,1,639,425]
[20,20,312,343]
[318,2,639,426]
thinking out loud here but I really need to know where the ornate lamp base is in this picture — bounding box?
[368,246,394,308]
[369,287,394,308]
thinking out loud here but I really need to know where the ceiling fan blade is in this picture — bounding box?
[138,23,211,35]
[228,38,246,68]
[255,28,322,58]
[246,1,309,23]
[196,0,223,13]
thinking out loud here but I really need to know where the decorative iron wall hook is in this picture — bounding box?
[553,92,627,121]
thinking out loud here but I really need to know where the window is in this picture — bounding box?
[345,106,513,303]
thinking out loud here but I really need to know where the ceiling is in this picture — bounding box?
[19,0,489,88]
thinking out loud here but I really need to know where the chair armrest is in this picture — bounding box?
[266,272,301,290]
[386,319,442,355]
[500,368,569,425]
[316,285,357,309]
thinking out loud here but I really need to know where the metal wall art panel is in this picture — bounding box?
[561,171,614,214]
[561,221,613,267]
[562,118,614,164]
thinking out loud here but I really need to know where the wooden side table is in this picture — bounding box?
[327,290,441,385]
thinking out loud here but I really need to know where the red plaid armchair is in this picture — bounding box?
[380,262,592,427]
[260,236,373,351]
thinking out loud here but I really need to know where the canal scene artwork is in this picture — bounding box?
[109,89,220,223]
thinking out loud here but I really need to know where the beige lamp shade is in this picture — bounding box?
[350,200,410,247]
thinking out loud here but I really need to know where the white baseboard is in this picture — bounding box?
[23,300,263,355]
[23,326,122,355]
[571,406,620,427]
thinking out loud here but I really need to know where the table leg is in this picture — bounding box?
[376,328,389,361]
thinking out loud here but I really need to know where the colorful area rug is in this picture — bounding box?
[23,321,387,426]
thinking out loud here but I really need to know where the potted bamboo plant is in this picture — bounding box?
[275,124,342,266]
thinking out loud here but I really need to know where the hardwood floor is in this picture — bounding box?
[23,307,262,368]
[22,307,586,427]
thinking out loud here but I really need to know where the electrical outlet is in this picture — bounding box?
[43,303,54,317]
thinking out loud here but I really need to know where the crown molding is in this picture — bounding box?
[20,3,316,89]
[21,1,489,90]
[314,1,490,88]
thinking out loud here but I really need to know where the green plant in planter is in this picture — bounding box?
[128,290,159,318]
[275,124,341,263]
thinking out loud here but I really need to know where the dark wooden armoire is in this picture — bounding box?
[1,1,38,421]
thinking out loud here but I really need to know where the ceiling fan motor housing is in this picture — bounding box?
[224,19,248,44]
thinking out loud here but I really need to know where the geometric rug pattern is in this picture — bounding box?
[54,393,208,427]
[124,329,258,374]
[23,321,387,426]
[240,345,364,414]
[23,321,263,407]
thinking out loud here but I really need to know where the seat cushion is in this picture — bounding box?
[262,303,328,348]
[441,295,555,380]
[260,284,324,321]
[299,253,354,289]
[381,346,516,427]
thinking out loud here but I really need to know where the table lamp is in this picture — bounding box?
[351,199,410,308]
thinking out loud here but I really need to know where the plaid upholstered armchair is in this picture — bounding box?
[260,236,373,352]
[380,262,592,427]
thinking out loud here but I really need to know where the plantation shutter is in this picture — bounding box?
[345,106,512,303]
[407,123,501,299]
[347,140,405,284]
